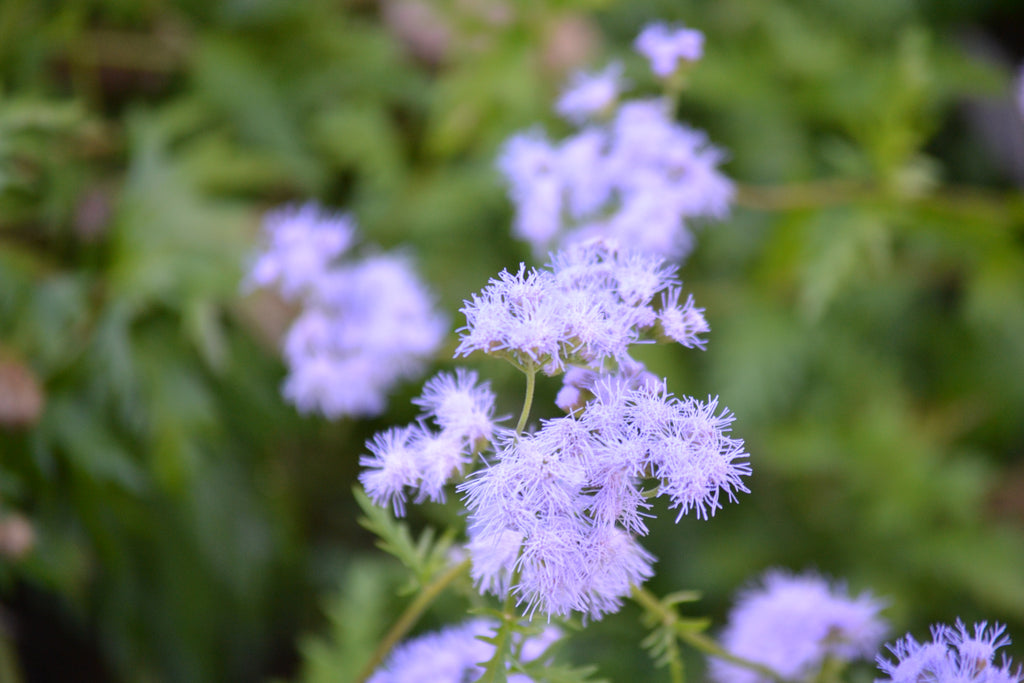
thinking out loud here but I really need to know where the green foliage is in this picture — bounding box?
[1,0,1023,680]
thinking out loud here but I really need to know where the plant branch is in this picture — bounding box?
[356,557,472,683]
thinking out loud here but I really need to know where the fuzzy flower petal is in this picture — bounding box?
[711,570,888,683]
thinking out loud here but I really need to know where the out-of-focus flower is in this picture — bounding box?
[367,618,560,683]
[245,204,446,418]
[555,62,624,124]
[711,570,888,683]
[498,99,732,259]
[877,620,1023,683]
[634,22,705,77]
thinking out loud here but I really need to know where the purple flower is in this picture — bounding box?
[359,369,497,514]
[367,618,561,683]
[245,203,355,300]
[459,375,748,620]
[456,241,702,373]
[413,368,498,447]
[877,621,1023,683]
[497,97,733,259]
[556,62,624,124]
[710,570,888,683]
[245,203,447,418]
[635,22,705,77]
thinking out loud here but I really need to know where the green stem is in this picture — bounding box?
[514,365,537,436]
[356,558,472,683]
[631,586,787,683]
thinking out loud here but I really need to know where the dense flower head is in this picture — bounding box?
[359,369,497,514]
[367,618,561,683]
[877,620,1023,683]
[459,380,748,620]
[635,22,705,77]
[498,27,731,259]
[246,204,446,418]
[456,241,707,373]
[710,570,888,683]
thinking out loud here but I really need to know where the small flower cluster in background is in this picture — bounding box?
[498,23,733,259]
[245,203,447,418]
[710,570,888,683]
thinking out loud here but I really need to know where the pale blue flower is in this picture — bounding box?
[367,618,560,683]
[497,96,733,258]
[635,22,705,77]
[246,203,447,418]
[245,203,355,300]
[556,62,624,124]
[456,241,699,373]
[711,570,888,683]
[459,374,748,620]
[877,621,1023,683]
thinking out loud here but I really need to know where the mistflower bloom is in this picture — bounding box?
[635,22,705,77]
[710,570,888,683]
[459,378,748,620]
[877,620,1023,683]
[245,203,356,300]
[367,618,561,683]
[555,62,624,124]
[497,95,733,258]
[456,241,699,373]
[245,203,447,418]
[413,368,497,446]
[359,368,499,514]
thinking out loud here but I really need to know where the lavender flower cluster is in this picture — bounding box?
[367,618,560,683]
[245,203,447,418]
[711,570,888,683]
[877,621,1023,683]
[360,240,750,621]
[499,23,733,259]
[706,568,1024,683]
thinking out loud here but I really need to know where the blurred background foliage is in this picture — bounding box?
[1,0,1023,681]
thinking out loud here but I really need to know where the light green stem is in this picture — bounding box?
[631,586,787,683]
[514,365,537,436]
[356,558,472,683]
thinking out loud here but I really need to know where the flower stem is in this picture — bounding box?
[515,365,537,436]
[356,557,472,683]
[631,585,787,683]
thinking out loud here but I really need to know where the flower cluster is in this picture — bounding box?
[877,621,1023,683]
[361,240,748,621]
[245,203,447,418]
[359,369,497,515]
[367,618,560,683]
[634,22,705,77]
[498,25,733,259]
[456,241,709,375]
[711,570,888,683]
[462,381,748,619]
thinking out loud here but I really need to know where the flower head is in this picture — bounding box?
[497,98,733,259]
[459,376,748,621]
[877,621,1023,683]
[245,204,447,418]
[367,618,560,683]
[556,62,624,124]
[710,570,887,683]
[456,241,701,372]
[635,22,705,77]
